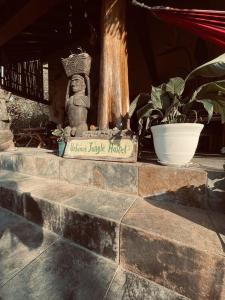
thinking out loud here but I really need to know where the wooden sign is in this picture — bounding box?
[63,137,138,162]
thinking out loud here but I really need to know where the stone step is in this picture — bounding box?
[0,207,187,300]
[0,169,225,299]
[0,169,137,262]
[1,147,223,212]
[120,196,225,299]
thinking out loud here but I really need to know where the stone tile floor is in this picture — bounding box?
[0,149,224,299]
[0,208,187,300]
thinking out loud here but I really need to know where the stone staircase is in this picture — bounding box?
[0,148,224,299]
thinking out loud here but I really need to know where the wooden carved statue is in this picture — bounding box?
[62,49,91,137]
[65,74,90,136]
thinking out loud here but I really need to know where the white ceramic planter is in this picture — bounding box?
[151,123,204,166]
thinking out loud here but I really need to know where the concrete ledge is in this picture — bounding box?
[0,149,211,209]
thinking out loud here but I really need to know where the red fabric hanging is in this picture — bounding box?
[132,1,225,49]
[156,8,225,49]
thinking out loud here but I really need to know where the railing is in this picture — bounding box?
[0,59,49,104]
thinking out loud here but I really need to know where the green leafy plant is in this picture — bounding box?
[52,128,66,141]
[129,54,225,134]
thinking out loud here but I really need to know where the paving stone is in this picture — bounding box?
[21,193,62,234]
[0,171,82,201]
[0,183,61,234]
[105,267,188,300]
[61,206,119,261]
[0,173,50,193]
[61,189,136,261]
[0,208,58,287]
[0,170,30,182]
[0,153,18,171]
[64,189,136,220]
[207,171,225,213]
[193,156,225,171]
[60,158,94,185]
[11,148,54,155]
[0,152,59,179]
[14,154,60,180]
[120,198,225,299]
[123,197,224,257]
[208,210,225,246]
[120,225,225,300]
[138,164,207,208]
[19,183,83,234]
[93,161,138,194]
[0,239,117,300]
[0,173,64,228]
[0,188,24,216]
[30,181,84,204]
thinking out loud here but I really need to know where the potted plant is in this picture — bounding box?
[52,127,67,157]
[129,54,225,166]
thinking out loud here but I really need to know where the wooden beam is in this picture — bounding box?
[98,0,129,129]
[0,0,61,47]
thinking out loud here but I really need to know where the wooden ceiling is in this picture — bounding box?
[2,0,224,64]
[0,0,101,64]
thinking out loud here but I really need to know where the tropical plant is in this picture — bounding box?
[129,53,225,134]
[52,127,66,141]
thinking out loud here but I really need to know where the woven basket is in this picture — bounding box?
[61,51,92,77]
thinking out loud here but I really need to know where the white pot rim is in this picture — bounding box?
[151,123,204,129]
[151,122,204,166]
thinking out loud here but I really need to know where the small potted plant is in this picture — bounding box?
[129,54,225,166]
[52,127,66,157]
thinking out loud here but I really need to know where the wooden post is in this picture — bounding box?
[98,0,129,129]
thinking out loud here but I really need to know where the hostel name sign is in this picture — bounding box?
[64,138,138,162]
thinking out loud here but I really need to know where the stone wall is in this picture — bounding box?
[5,91,49,133]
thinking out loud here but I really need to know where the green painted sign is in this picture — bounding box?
[64,138,137,162]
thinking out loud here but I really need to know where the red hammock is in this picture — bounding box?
[132,1,225,50]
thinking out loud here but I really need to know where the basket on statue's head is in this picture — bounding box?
[61,50,92,78]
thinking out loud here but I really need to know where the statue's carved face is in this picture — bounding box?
[71,75,85,93]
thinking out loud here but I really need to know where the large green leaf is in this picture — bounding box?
[161,92,172,111]
[186,53,225,82]
[213,100,225,123]
[161,100,181,123]
[191,81,225,102]
[151,84,173,112]
[151,86,164,109]
[136,102,163,129]
[198,98,225,123]
[128,93,150,118]
[137,103,154,119]
[191,81,225,123]
[52,128,63,137]
[166,77,185,97]
[196,99,214,123]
